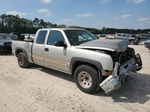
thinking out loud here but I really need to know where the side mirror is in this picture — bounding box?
[55,41,67,47]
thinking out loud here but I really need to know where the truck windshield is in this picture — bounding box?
[64,30,96,46]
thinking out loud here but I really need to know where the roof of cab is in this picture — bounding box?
[40,28,84,31]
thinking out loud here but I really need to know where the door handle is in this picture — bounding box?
[44,48,49,52]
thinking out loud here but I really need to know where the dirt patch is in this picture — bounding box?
[0,45,150,112]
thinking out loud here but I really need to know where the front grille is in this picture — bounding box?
[112,47,135,65]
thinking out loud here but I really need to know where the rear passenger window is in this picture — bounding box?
[36,30,47,44]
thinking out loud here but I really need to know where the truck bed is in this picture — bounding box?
[12,40,33,61]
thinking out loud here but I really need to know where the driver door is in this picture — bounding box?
[44,30,70,73]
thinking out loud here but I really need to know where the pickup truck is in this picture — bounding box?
[12,28,142,94]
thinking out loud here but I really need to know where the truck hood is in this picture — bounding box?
[76,39,128,52]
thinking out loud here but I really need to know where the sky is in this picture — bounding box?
[0,0,150,29]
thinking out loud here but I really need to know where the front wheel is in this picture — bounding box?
[74,65,101,94]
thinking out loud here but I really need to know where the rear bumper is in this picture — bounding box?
[100,54,142,94]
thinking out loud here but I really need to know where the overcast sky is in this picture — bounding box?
[0,0,150,29]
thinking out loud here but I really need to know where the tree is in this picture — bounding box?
[0,14,150,34]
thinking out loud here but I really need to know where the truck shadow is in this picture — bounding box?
[0,53,12,56]
[96,73,150,104]
[30,65,150,104]
[34,66,74,82]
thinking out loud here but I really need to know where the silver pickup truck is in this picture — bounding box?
[12,28,142,94]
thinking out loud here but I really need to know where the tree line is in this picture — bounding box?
[0,14,150,34]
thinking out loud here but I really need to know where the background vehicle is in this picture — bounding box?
[114,33,140,45]
[144,40,150,51]
[0,33,12,54]
[94,34,106,39]
[137,34,150,42]
[12,28,142,94]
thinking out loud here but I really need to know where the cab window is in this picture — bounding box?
[36,30,47,44]
[47,30,65,45]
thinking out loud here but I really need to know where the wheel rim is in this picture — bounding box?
[18,55,24,66]
[78,71,92,89]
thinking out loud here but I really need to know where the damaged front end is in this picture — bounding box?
[100,53,142,94]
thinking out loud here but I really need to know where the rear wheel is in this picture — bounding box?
[74,65,102,94]
[17,52,30,68]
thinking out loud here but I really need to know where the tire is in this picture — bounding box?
[17,52,30,68]
[74,65,102,94]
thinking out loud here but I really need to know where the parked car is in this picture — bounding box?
[105,34,115,39]
[137,34,150,42]
[94,34,106,39]
[0,34,12,54]
[114,33,140,45]
[12,28,142,94]
[144,40,150,51]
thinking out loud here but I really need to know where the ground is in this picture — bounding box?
[0,45,150,112]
